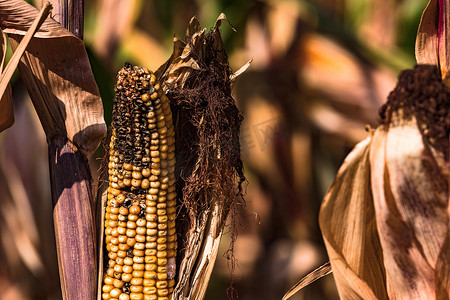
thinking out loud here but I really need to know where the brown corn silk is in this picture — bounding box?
[319,65,449,300]
[99,63,177,300]
[156,14,245,299]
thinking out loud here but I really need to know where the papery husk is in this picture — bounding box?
[0,0,106,154]
[319,100,449,299]
[319,135,388,300]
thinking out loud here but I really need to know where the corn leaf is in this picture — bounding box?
[319,135,388,300]
[0,29,13,132]
[416,0,450,84]
[0,0,106,154]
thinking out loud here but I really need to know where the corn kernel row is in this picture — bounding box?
[102,64,177,300]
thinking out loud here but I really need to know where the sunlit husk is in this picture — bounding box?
[319,109,449,299]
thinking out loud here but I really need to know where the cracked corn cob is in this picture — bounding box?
[102,63,177,300]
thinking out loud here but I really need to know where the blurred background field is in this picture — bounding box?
[0,0,426,299]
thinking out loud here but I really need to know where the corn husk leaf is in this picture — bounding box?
[0,28,13,132]
[369,115,443,299]
[156,14,246,300]
[416,0,450,85]
[319,135,388,300]
[0,0,106,154]
[316,106,449,299]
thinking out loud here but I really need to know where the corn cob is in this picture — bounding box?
[102,63,177,300]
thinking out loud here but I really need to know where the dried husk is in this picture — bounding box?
[157,14,245,300]
[318,65,450,300]
[0,0,106,154]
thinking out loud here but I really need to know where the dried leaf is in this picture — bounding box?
[416,0,450,84]
[0,2,51,132]
[0,29,13,132]
[319,136,388,300]
[282,262,332,300]
[415,0,439,66]
[0,0,106,154]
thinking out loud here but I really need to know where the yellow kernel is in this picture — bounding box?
[145,264,157,271]
[143,279,155,287]
[106,268,115,277]
[156,280,167,290]
[126,228,137,237]
[110,288,121,298]
[132,171,142,179]
[119,243,130,251]
[135,242,145,250]
[123,265,133,273]
[136,235,146,243]
[156,237,166,244]
[118,235,127,244]
[130,293,144,300]
[157,266,167,273]
[130,286,144,293]
[113,264,123,273]
[133,249,145,256]
[150,92,158,100]
[145,249,157,256]
[143,286,156,295]
[117,250,127,258]
[157,244,167,251]
[129,205,141,215]
[158,216,168,223]
[128,214,138,221]
[122,272,133,282]
[158,224,167,230]
[142,93,150,101]
[102,284,114,293]
[104,276,114,285]
[133,263,145,271]
[119,207,129,215]
[113,279,124,288]
[157,273,167,280]
[131,277,144,286]
[102,292,111,300]
[131,179,142,187]
[144,271,156,279]
[124,257,133,265]
[157,258,167,266]
[148,188,159,195]
[132,270,144,278]
[119,294,130,300]
[136,227,146,235]
[150,181,160,188]
[157,251,167,258]
[127,221,137,229]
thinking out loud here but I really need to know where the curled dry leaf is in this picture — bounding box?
[317,65,449,299]
[0,0,106,154]
[0,28,13,132]
[416,0,450,85]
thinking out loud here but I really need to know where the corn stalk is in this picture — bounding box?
[0,0,106,299]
